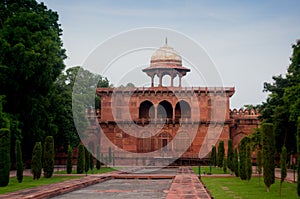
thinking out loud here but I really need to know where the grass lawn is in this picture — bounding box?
[0,176,82,194]
[54,166,116,174]
[192,166,230,175]
[201,176,297,199]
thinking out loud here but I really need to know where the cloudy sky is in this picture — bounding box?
[41,0,300,108]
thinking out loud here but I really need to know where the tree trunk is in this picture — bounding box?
[267,186,270,192]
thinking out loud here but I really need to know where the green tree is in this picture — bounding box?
[227,139,234,173]
[43,136,54,178]
[262,123,275,192]
[15,140,23,183]
[239,136,250,180]
[96,145,101,170]
[0,0,67,160]
[280,146,287,196]
[51,66,110,151]
[223,157,227,173]
[246,143,252,181]
[260,40,300,155]
[66,145,73,174]
[76,144,85,174]
[297,117,300,196]
[257,149,263,185]
[31,142,42,180]
[85,147,90,174]
[250,128,262,151]
[0,128,10,186]
[90,152,94,171]
[211,145,217,167]
[233,148,239,177]
[217,141,224,168]
[108,147,112,164]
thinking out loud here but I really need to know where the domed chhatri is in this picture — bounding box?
[150,44,182,65]
[143,39,190,87]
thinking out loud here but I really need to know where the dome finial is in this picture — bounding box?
[165,37,168,45]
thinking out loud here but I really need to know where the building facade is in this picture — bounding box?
[86,43,259,165]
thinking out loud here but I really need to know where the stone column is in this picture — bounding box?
[179,75,182,87]
[159,74,163,87]
[151,75,154,87]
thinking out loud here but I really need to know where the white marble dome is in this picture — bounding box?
[151,44,182,62]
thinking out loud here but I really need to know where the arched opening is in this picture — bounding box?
[153,74,159,87]
[139,100,155,119]
[162,74,171,87]
[173,75,179,87]
[157,100,173,119]
[138,132,153,152]
[158,132,172,151]
[175,132,191,152]
[175,100,191,119]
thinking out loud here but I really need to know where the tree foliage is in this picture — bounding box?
[211,145,217,167]
[256,149,262,185]
[66,145,73,174]
[239,136,250,180]
[0,0,66,161]
[31,142,42,180]
[262,123,275,192]
[245,143,252,181]
[259,40,300,154]
[15,140,23,183]
[0,128,10,186]
[85,147,90,174]
[52,66,109,151]
[96,145,101,170]
[217,141,224,168]
[280,145,287,196]
[43,136,54,178]
[76,144,85,174]
[227,139,234,173]
[223,157,227,173]
[108,147,112,164]
[297,117,300,196]
[233,148,239,177]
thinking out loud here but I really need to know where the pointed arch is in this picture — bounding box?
[139,100,155,119]
[157,100,173,119]
[175,100,191,119]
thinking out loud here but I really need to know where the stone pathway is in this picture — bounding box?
[0,175,111,199]
[166,167,211,199]
[2,167,211,199]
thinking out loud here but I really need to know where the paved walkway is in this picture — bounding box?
[2,167,211,199]
[4,166,296,199]
[166,167,211,199]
